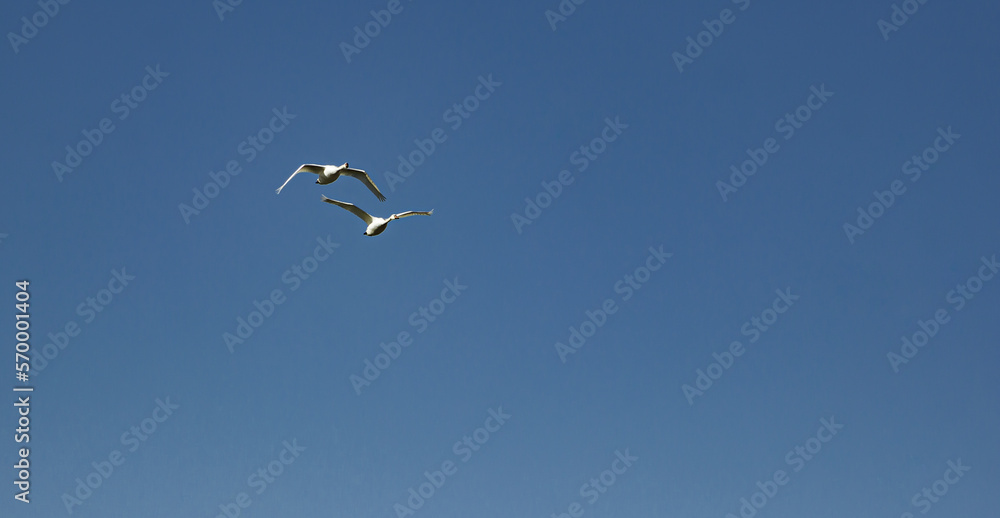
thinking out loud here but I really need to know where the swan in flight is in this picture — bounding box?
[275,163,386,201]
[321,195,432,236]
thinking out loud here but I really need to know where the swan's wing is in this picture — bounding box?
[275,164,324,194]
[392,209,434,219]
[321,196,373,224]
[340,168,387,202]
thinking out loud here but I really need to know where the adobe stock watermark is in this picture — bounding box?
[13,395,30,503]
[383,74,501,193]
[350,277,468,395]
[223,236,339,353]
[682,287,800,405]
[61,397,180,514]
[392,407,510,517]
[886,253,997,373]
[672,0,751,73]
[30,268,136,377]
[213,0,245,21]
[211,439,306,518]
[7,0,73,54]
[179,107,296,224]
[716,84,834,202]
[544,0,587,31]
[550,449,638,518]
[878,0,932,41]
[842,126,959,244]
[724,416,843,518]
[52,65,169,182]
[554,245,671,363]
[897,458,970,517]
[340,0,415,63]
[511,116,627,234]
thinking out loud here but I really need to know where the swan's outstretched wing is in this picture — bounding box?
[275,164,324,194]
[341,167,387,202]
[321,196,373,224]
[391,209,434,219]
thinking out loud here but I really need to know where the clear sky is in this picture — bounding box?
[2,0,998,516]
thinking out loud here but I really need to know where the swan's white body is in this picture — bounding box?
[321,195,432,236]
[275,163,386,201]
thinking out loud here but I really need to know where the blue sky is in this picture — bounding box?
[2,0,998,516]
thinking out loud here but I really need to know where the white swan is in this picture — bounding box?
[275,163,386,201]
[321,195,432,236]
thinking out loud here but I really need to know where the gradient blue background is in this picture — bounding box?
[2,0,998,516]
